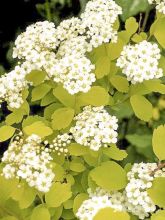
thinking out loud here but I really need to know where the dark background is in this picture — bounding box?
[0,0,81,70]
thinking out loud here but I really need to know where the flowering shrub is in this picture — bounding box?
[1,0,165,219]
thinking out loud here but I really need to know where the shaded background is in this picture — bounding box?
[0,0,83,71]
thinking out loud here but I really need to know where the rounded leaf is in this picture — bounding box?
[90,161,127,191]
[130,95,153,121]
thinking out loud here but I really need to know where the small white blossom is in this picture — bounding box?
[81,0,122,47]
[52,133,73,155]
[2,134,55,193]
[76,188,126,220]
[148,0,165,14]
[70,106,118,151]
[125,162,165,219]
[117,40,163,84]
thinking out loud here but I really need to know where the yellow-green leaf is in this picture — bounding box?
[103,145,128,161]
[70,162,85,172]
[107,38,125,60]
[148,177,165,208]
[151,210,165,220]
[110,75,129,93]
[31,83,51,101]
[130,95,153,121]
[152,125,165,160]
[125,17,138,35]
[90,161,127,191]
[53,85,76,108]
[31,205,50,220]
[45,183,72,207]
[78,86,109,107]
[73,193,89,214]
[0,125,15,142]
[93,207,130,220]
[95,56,110,79]
[51,107,74,130]
[26,70,46,86]
[154,17,165,48]
[68,143,88,156]
[23,121,53,138]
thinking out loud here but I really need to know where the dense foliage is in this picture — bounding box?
[0,0,165,220]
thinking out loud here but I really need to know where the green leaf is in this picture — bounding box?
[51,206,63,220]
[125,17,138,35]
[63,200,73,209]
[116,0,149,21]
[53,85,76,108]
[0,176,18,204]
[22,116,48,128]
[18,184,36,209]
[126,134,152,148]
[23,121,53,138]
[130,95,153,121]
[78,86,109,107]
[129,83,150,95]
[148,177,165,208]
[107,38,125,60]
[103,145,128,161]
[110,76,129,93]
[0,217,17,220]
[131,32,147,43]
[73,193,89,215]
[95,56,110,79]
[159,55,165,74]
[51,107,74,130]
[41,90,57,106]
[68,143,88,156]
[45,183,72,207]
[70,162,85,172]
[93,207,130,220]
[90,161,127,191]
[0,125,15,142]
[44,103,63,120]
[152,125,165,160]
[53,164,65,181]
[26,70,46,86]
[151,210,165,220]
[144,80,165,94]
[31,83,51,101]
[31,205,50,220]
[154,17,165,48]
[5,109,25,125]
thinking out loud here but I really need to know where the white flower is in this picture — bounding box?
[2,134,55,193]
[76,188,126,220]
[124,162,165,219]
[81,0,122,47]
[148,0,165,14]
[117,40,163,84]
[52,133,73,155]
[70,106,118,151]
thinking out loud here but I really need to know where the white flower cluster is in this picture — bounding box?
[76,188,125,220]
[0,0,122,108]
[148,0,165,14]
[80,0,122,47]
[13,21,57,60]
[0,61,40,108]
[51,133,73,155]
[125,162,165,219]
[70,106,118,151]
[2,133,55,193]
[117,40,163,84]
[77,163,165,220]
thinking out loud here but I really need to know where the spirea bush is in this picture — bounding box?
[1,0,165,219]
